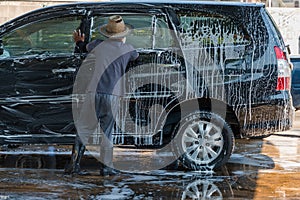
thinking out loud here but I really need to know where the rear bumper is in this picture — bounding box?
[237,94,294,138]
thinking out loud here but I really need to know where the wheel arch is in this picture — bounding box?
[159,98,241,143]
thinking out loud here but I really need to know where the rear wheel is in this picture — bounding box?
[172,111,234,170]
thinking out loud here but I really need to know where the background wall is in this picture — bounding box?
[268,8,300,55]
[0,0,299,55]
[0,0,82,23]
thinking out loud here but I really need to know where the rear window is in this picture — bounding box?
[178,13,251,47]
[176,11,252,69]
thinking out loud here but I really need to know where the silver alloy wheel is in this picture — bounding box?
[181,121,224,165]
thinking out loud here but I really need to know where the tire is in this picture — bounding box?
[172,111,234,170]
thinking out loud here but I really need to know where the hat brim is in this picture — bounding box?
[99,24,133,38]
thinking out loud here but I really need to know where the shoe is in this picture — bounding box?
[64,162,80,174]
[99,146,119,176]
[99,163,120,176]
[65,135,86,175]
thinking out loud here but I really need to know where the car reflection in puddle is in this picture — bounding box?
[0,138,283,200]
[0,167,253,199]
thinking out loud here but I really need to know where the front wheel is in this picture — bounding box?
[172,111,234,170]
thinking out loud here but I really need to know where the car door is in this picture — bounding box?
[0,13,89,140]
[83,12,186,144]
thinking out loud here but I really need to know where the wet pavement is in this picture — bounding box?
[0,114,300,199]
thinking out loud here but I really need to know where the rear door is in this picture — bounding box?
[86,11,186,144]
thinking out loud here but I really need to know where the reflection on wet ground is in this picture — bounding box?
[0,116,300,199]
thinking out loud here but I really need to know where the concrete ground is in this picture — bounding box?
[0,112,299,199]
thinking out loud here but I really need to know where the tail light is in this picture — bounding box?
[275,46,291,91]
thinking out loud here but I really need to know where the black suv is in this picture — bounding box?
[0,1,294,170]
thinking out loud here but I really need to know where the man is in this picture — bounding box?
[66,15,139,176]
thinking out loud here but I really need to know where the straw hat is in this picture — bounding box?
[99,15,132,38]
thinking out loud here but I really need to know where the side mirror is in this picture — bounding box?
[286,44,291,55]
[0,39,3,55]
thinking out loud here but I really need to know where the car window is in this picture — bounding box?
[91,15,174,49]
[1,16,81,57]
[176,12,252,68]
[178,13,251,47]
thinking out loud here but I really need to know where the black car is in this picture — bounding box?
[0,0,294,170]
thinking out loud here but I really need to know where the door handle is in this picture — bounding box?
[0,39,3,55]
[52,67,76,74]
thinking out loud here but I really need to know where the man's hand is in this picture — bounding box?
[73,29,85,43]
